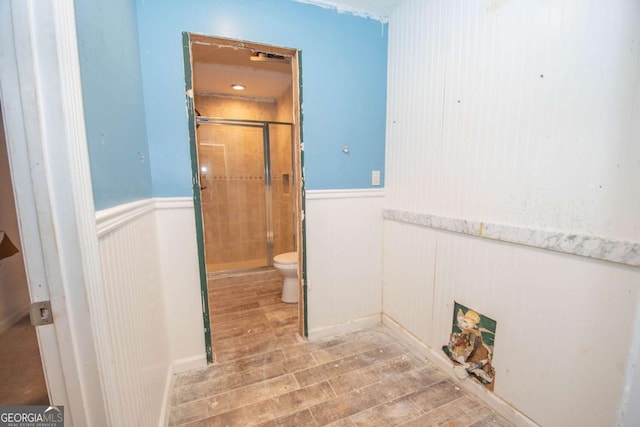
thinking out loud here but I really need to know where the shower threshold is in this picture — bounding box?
[207,266,280,287]
[207,258,270,272]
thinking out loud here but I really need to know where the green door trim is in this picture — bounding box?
[182,32,213,363]
[297,49,308,337]
[183,33,307,358]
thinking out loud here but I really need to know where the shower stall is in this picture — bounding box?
[196,116,296,274]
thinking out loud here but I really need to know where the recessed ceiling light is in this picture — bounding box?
[231,84,246,91]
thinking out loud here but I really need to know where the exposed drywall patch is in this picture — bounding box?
[443,302,497,390]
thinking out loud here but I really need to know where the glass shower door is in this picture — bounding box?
[268,123,296,257]
[197,123,269,272]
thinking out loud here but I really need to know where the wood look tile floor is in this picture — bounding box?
[0,315,49,405]
[168,270,513,426]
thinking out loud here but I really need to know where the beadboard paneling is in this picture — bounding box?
[383,220,640,426]
[384,1,640,425]
[305,190,384,336]
[386,0,640,241]
[154,198,206,372]
[97,201,171,427]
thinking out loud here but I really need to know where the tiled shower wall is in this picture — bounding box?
[195,92,294,270]
[272,85,296,258]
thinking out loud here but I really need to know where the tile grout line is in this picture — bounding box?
[396,394,467,426]
[170,270,512,427]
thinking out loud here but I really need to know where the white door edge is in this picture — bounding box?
[0,0,114,425]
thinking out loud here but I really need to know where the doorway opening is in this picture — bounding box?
[183,34,307,363]
[0,104,49,406]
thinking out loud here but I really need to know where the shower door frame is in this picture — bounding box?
[196,117,295,272]
[183,33,308,364]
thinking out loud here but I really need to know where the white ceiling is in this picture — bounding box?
[293,0,405,22]
[192,43,292,100]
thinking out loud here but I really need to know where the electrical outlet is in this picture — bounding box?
[372,170,381,186]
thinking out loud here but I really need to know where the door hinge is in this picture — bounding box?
[30,301,53,326]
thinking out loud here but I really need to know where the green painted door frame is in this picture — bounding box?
[297,49,308,337]
[182,33,308,363]
[182,32,213,363]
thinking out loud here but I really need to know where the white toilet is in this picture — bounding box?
[273,252,298,303]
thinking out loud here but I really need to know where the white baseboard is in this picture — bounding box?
[158,354,207,427]
[0,303,29,334]
[308,314,382,340]
[158,365,174,427]
[172,354,207,374]
[382,314,536,427]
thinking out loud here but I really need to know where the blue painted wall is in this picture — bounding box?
[136,0,387,196]
[75,0,153,210]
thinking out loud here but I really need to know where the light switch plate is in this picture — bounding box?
[372,170,381,186]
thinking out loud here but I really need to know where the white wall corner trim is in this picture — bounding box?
[305,188,385,200]
[153,196,194,210]
[382,315,536,427]
[384,209,640,267]
[95,199,155,237]
[95,197,195,237]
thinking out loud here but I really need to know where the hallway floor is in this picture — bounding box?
[168,270,513,426]
[0,315,49,406]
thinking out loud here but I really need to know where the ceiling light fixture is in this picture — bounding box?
[250,52,290,64]
[231,84,246,91]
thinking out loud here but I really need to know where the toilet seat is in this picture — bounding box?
[274,252,297,265]
[273,252,298,304]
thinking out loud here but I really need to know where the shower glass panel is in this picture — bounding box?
[269,123,296,257]
[197,123,269,272]
[196,118,295,274]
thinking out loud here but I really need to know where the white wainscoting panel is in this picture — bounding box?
[386,0,640,241]
[154,197,206,372]
[385,1,640,425]
[305,189,384,337]
[383,220,640,426]
[96,200,171,427]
